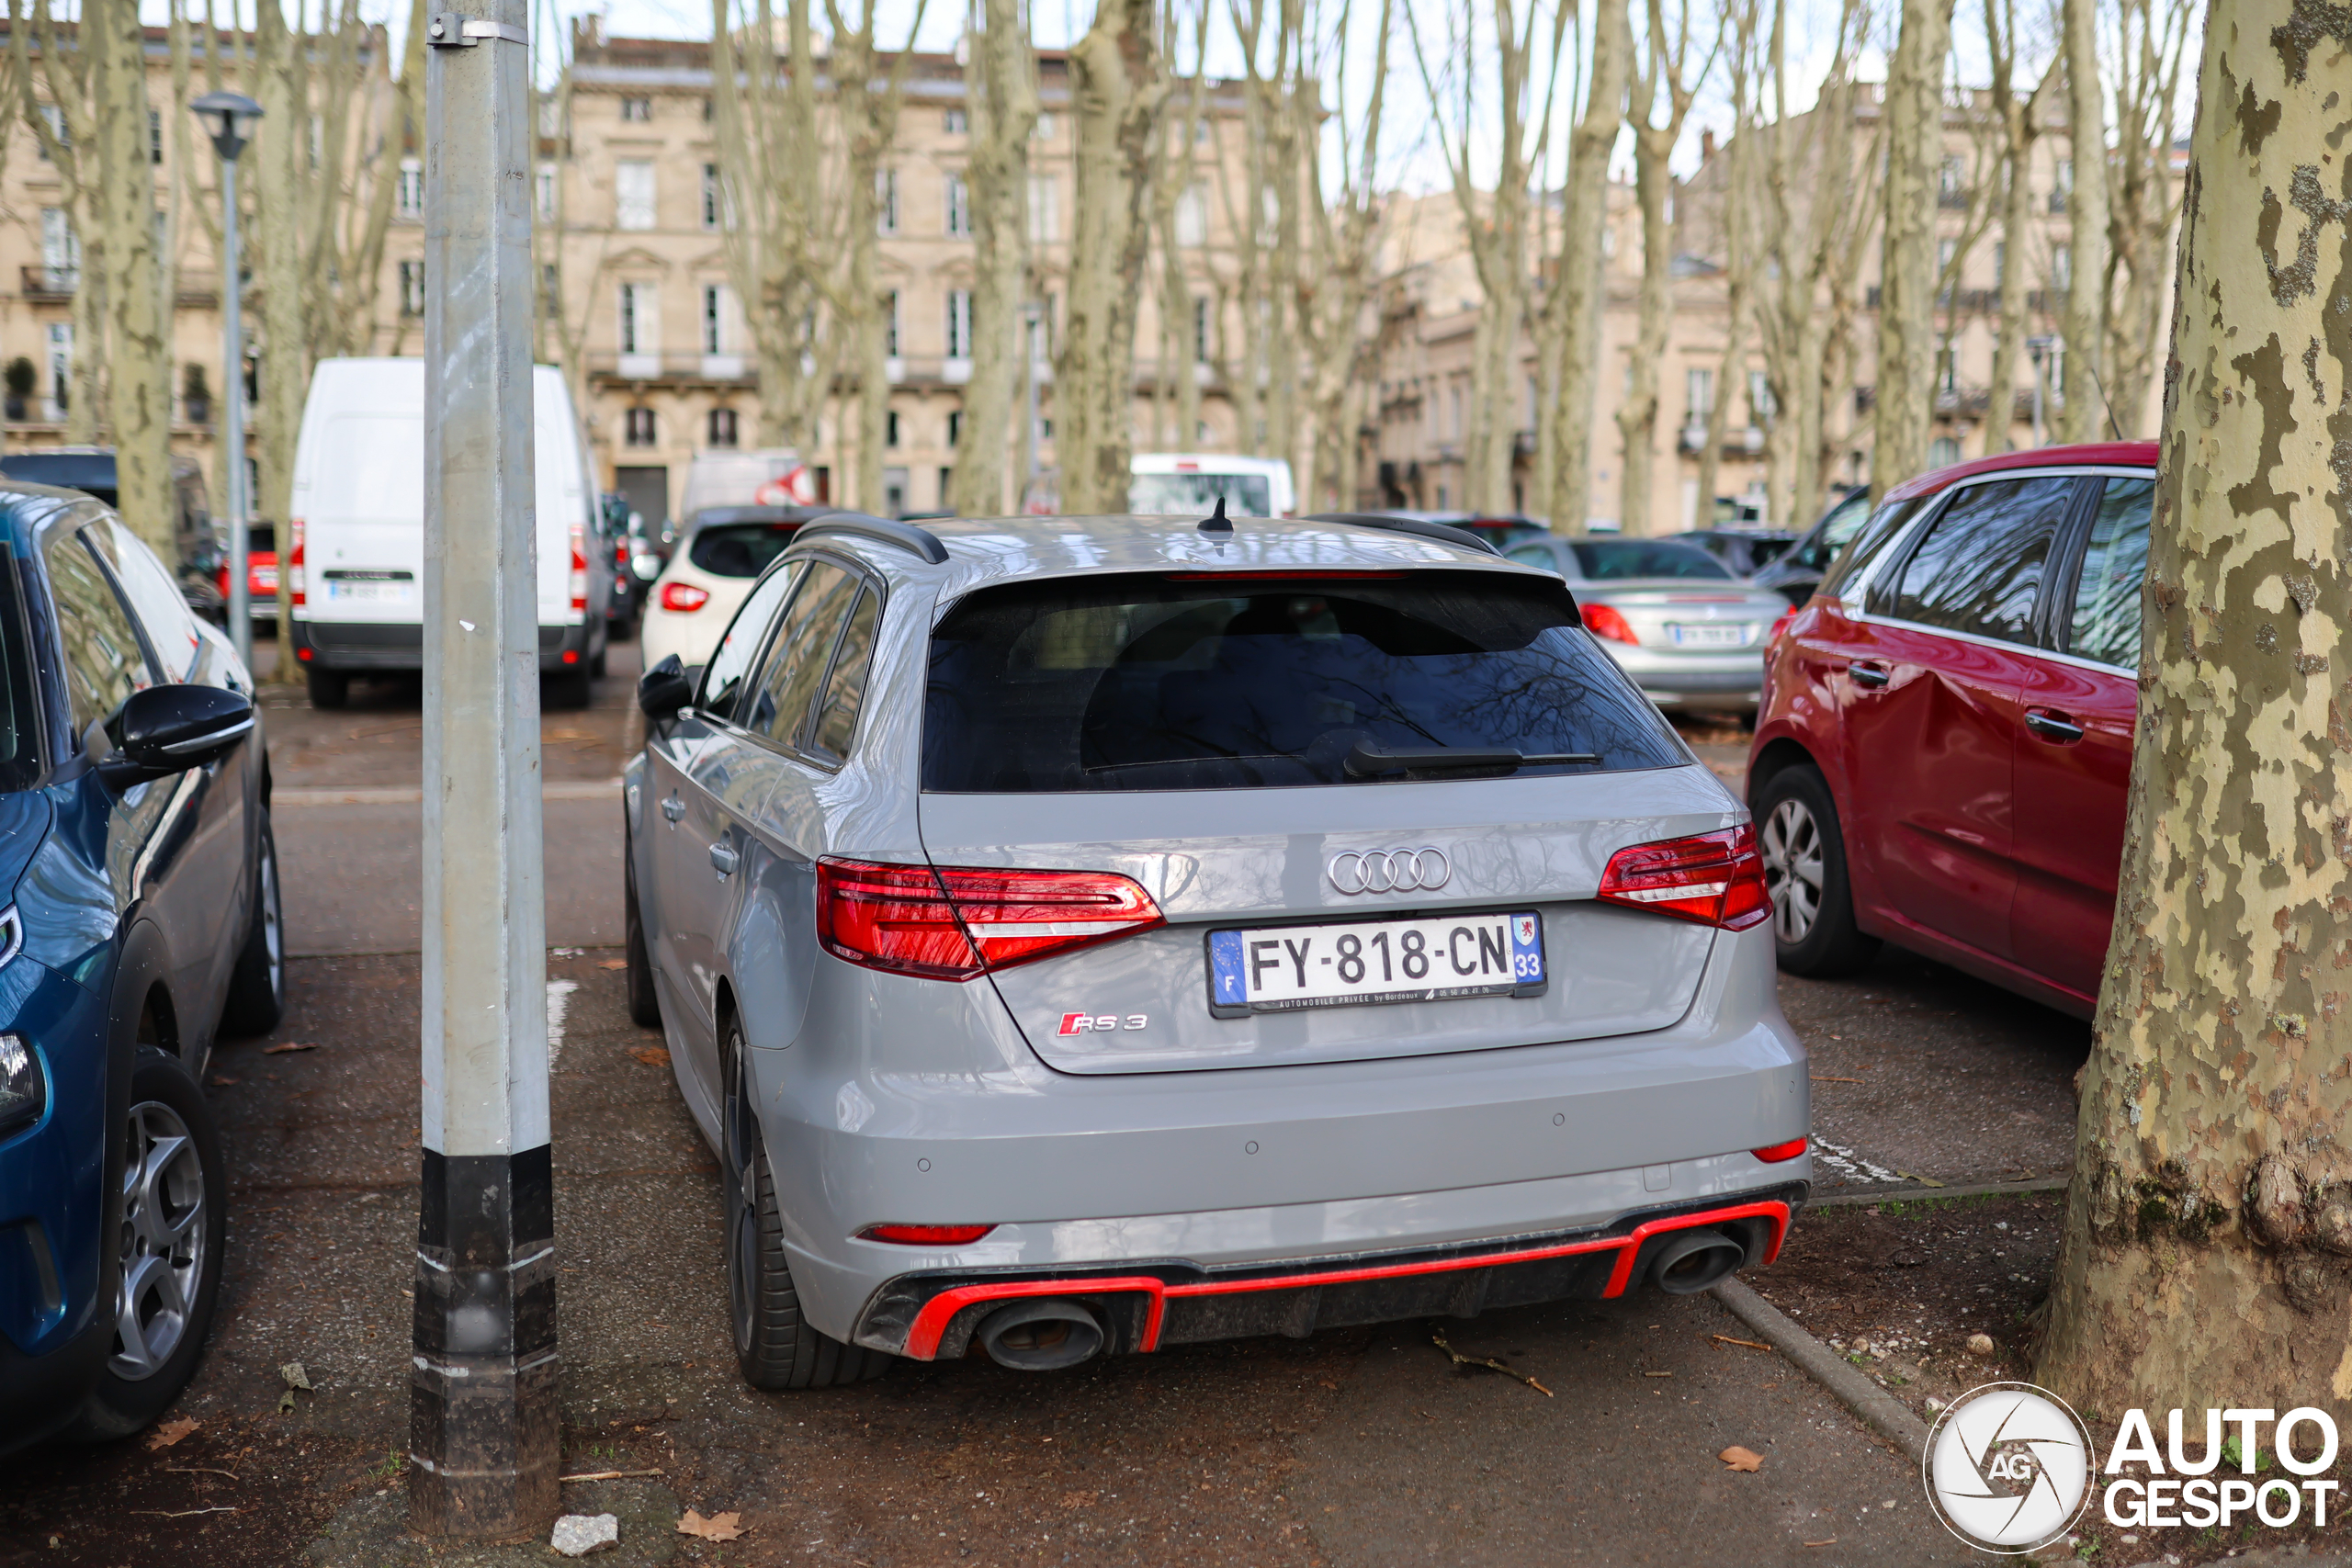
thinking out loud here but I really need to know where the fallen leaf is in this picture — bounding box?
[676,1509,746,1542]
[208,1076,239,1088]
[630,1046,671,1067]
[263,1041,319,1055]
[146,1418,199,1450]
[1719,1446,1764,1472]
[598,959,628,970]
[1896,1171,1946,1188]
[280,1361,313,1392]
[1057,1491,1096,1510]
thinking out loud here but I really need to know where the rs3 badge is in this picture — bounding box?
[1059,1012,1148,1036]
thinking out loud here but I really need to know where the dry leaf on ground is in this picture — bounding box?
[263,1041,319,1055]
[630,1046,671,1067]
[676,1509,745,1541]
[208,1076,238,1088]
[598,959,628,970]
[1719,1446,1764,1472]
[145,1418,198,1450]
[1058,1492,1096,1510]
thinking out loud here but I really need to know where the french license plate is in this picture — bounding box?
[327,578,413,604]
[1667,622,1752,649]
[1207,911,1545,1014]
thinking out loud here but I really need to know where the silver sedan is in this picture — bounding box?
[1501,536,1790,712]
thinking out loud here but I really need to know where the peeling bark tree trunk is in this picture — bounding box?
[1613,0,1698,538]
[2058,0,2110,443]
[946,0,1037,516]
[254,0,308,650]
[1057,0,1162,515]
[1870,0,1952,502]
[94,0,170,558]
[2038,0,2352,1414]
[1544,0,1628,535]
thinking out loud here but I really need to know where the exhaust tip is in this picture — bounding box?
[975,1299,1105,1371]
[1648,1228,1747,1295]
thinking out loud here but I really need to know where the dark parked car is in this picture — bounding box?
[1748,443,2155,1017]
[0,449,227,624]
[1747,487,1871,606]
[1669,528,1801,579]
[0,479,282,1454]
[598,492,640,637]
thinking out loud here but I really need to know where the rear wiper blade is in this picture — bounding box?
[1344,740,1600,777]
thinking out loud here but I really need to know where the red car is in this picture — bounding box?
[1747,442,2156,1017]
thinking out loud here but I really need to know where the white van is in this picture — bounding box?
[1128,452,1296,518]
[287,358,607,707]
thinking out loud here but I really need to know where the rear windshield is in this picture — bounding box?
[690,522,800,578]
[922,571,1683,793]
[1129,472,1273,517]
[1570,540,1733,581]
[0,455,116,507]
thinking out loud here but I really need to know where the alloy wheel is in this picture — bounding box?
[1760,797,1826,943]
[109,1101,207,1382]
[258,840,284,1003]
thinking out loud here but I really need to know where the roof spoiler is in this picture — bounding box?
[1300,512,1502,557]
[792,512,951,565]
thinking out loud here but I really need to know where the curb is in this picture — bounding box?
[1812,1175,2069,1209]
[1713,1276,1932,1464]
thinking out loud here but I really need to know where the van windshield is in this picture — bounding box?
[922,571,1683,792]
[1129,473,1274,517]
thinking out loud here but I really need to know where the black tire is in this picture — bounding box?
[305,667,348,709]
[721,1023,891,1391]
[220,811,286,1036]
[590,644,609,680]
[1754,763,1880,976]
[623,841,661,1029]
[65,1048,228,1442]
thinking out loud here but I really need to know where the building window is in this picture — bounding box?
[149,109,162,164]
[616,161,655,230]
[537,163,557,221]
[1748,369,1776,424]
[1174,183,1207,247]
[1028,175,1058,243]
[702,96,714,121]
[944,107,967,134]
[538,96,563,137]
[701,163,721,230]
[708,407,739,447]
[398,157,424,219]
[619,281,657,355]
[541,263,560,313]
[886,410,901,448]
[876,168,899,234]
[2052,243,2072,291]
[1193,297,1210,363]
[939,466,954,503]
[885,290,900,357]
[947,410,962,446]
[47,322,71,410]
[40,208,78,287]
[400,260,424,318]
[35,102,65,158]
[1938,155,1964,197]
[620,96,652,122]
[1995,241,2007,288]
[1033,113,1054,140]
[1686,367,1714,422]
[1928,435,1962,467]
[624,406,657,446]
[703,284,727,355]
[944,173,971,237]
[945,290,971,360]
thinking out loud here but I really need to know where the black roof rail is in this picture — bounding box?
[1299,512,1502,557]
[791,511,951,565]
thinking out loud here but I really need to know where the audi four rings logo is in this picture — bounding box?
[1329,848,1452,895]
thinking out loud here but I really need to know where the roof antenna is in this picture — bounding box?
[1197,495,1234,536]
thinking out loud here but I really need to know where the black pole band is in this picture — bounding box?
[409,1145,559,1538]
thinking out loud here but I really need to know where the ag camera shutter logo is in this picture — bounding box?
[1922,1382,2094,1553]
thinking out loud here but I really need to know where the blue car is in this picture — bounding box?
[0,481,283,1453]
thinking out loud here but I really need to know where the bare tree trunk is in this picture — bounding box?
[1297,0,1391,513]
[15,0,99,445]
[1870,0,1953,501]
[2101,0,2191,435]
[93,0,170,557]
[1056,0,1163,514]
[1543,0,1628,534]
[1697,18,1761,523]
[1612,0,1699,538]
[253,0,308,649]
[2040,0,2352,1411]
[2056,0,2109,442]
[1151,51,1205,457]
[949,0,1039,516]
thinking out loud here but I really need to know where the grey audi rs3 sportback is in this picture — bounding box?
[624,510,1811,1389]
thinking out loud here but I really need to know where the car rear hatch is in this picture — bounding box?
[1589,584,1785,659]
[300,411,426,623]
[899,566,1759,1075]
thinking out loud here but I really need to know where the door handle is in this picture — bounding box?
[709,841,739,877]
[1848,660,1891,689]
[2024,709,2086,743]
[661,795,684,822]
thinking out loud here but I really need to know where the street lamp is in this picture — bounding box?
[191,91,263,667]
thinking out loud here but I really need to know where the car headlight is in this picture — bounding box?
[0,1034,43,1137]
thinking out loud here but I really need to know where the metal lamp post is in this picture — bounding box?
[191,91,262,669]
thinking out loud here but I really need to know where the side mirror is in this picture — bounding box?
[638,653,694,724]
[100,684,255,788]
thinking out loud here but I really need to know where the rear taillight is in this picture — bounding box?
[816,857,1164,981]
[1767,607,1795,647]
[659,581,710,613]
[1581,603,1638,644]
[859,1224,997,1246]
[1752,1137,1807,1163]
[288,519,306,608]
[1596,825,1770,931]
[569,521,589,615]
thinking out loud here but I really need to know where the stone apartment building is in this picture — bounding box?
[1361,86,2174,535]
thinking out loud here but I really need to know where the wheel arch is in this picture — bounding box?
[1746,738,1820,811]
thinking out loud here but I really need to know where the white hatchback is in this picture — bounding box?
[640,506,819,671]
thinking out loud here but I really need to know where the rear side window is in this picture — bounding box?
[696,563,799,723]
[809,588,880,760]
[689,523,801,579]
[1817,496,1924,600]
[742,561,858,748]
[2068,477,2154,669]
[45,528,153,738]
[1568,540,1731,581]
[1884,477,2082,643]
[922,571,1683,793]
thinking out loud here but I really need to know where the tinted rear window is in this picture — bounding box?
[0,456,116,506]
[1569,540,1731,581]
[690,523,800,578]
[922,572,1683,793]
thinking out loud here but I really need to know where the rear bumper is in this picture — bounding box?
[290,617,590,672]
[1603,652,1766,707]
[854,1184,1806,1359]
